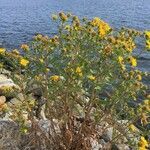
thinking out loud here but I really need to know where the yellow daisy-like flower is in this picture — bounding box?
[21,44,29,51]
[143,99,150,111]
[129,124,137,132]
[99,26,106,36]
[75,67,82,73]
[91,17,111,37]
[136,74,142,81]
[129,56,137,67]
[51,14,58,20]
[144,99,150,105]
[46,68,50,72]
[141,113,148,125]
[126,39,136,52]
[50,75,60,82]
[91,17,101,26]
[0,48,6,54]
[139,147,147,150]
[146,40,150,49]
[35,75,43,81]
[20,58,29,67]
[118,56,124,64]
[145,31,150,39]
[98,23,111,37]
[12,49,20,55]
[59,12,68,22]
[88,75,96,81]
[75,67,83,77]
[65,25,71,31]
[138,136,148,150]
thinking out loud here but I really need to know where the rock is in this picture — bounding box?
[100,127,113,142]
[0,74,16,88]
[115,144,130,150]
[0,120,21,150]
[99,138,106,146]
[8,93,24,106]
[91,138,102,150]
[0,96,6,106]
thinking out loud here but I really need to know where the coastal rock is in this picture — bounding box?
[0,96,6,106]
[0,74,16,88]
[91,138,102,150]
[0,120,21,150]
[101,127,113,142]
[115,144,130,150]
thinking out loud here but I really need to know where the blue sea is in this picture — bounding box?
[0,0,150,72]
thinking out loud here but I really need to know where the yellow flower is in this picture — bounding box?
[46,68,50,72]
[35,75,43,81]
[144,99,150,105]
[0,86,13,93]
[143,99,150,111]
[12,49,20,55]
[76,67,82,73]
[129,56,137,67]
[50,75,60,82]
[91,17,111,37]
[23,128,28,134]
[51,14,58,20]
[39,59,44,63]
[21,44,29,51]
[59,12,68,22]
[146,40,150,49]
[65,25,71,31]
[141,113,148,125]
[91,17,101,26]
[136,74,142,81]
[98,23,111,37]
[103,22,111,31]
[126,39,136,52]
[138,136,148,150]
[75,67,83,77]
[34,34,43,40]
[20,58,29,67]
[145,31,150,39]
[129,124,137,132]
[118,56,126,70]
[99,26,106,36]
[139,147,147,150]
[118,56,124,64]
[88,75,96,81]
[0,48,6,54]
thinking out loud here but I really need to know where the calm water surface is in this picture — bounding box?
[0,0,150,71]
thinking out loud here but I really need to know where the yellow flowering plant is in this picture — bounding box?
[1,12,150,149]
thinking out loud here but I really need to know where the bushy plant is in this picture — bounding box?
[0,12,150,150]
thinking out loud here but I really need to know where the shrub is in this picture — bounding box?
[0,12,150,149]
